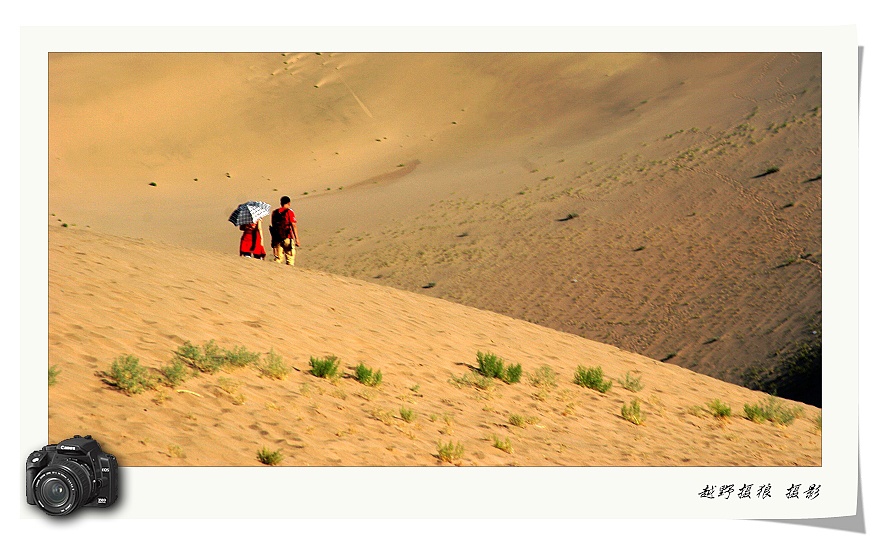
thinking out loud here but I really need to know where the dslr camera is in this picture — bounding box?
[26,435,119,516]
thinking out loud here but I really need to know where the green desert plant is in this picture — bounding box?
[502,363,523,384]
[574,365,612,393]
[743,396,802,426]
[105,354,156,395]
[477,351,522,384]
[257,447,283,466]
[707,399,732,419]
[618,371,644,392]
[743,403,768,423]
[172,340,260,373]
[355,363,383,386]
[258,350,289,380]
[477,351,505,379]
[399,406,416,423]
[173,341,222,373]
[309,355,340,379]
[49,365,60,387]
[437,441,464,464]
[160,357,191,386]
[492,435,513,454]
[621,399,645,425]
[223,345,261,368]
[509,414,526,428]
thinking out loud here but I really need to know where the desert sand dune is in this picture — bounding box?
[48,225,820,466]
[48,52,822,465]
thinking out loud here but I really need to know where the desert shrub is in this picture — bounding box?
[502,363,523,384]
[574,365,612,393]
[621,399,644,425]
[223,345,261,368]
[355,363,382,386]
[258,350,289,380]
[529,365,558,389]
[399,406,416,423]
[492,435,512,454]
[160,357,191,386]
[173,340,261,374]
[743,403,767,423]
[707,399,732,419]
[618,371,644,392]
[309,355,340,379]
[194,340,226,373]
[509,414,526,428]
[477,351,522,384]
[173,341,220,373]
[743,396,802,426]
[477,351,505,379]
[257,447,283,466]
[437,441,464,463]
[106,354,156,395]
[49,365,60,387]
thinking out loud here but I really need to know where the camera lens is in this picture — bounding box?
[33,461,93,516]
[40,477,70,507]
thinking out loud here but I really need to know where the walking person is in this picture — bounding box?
[229,200,271,259]
[239,219,266,259]
[270,196,300,265]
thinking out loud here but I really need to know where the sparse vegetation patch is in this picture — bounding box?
[437,441,464,464]
[574,365,612,393]
[621,399,645,425]
[529,365,558,389]
[160,357,191,386]
[743,396,802,426]
[492,435,513,454]
[618,371,644,392]
[707,399,732,419]
[103,354,156,395]
[355,363,383,386]
[309,355,340,379]
[258,350,289,380]
[476,351,522,384]
[257,447,283,466]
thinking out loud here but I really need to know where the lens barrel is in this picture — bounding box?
[32,461,93,516]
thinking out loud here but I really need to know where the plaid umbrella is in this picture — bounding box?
[228,201,271,227]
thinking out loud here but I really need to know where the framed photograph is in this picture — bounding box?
[22,24,858,523]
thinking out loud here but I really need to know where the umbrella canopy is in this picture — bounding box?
[229,201,271,227]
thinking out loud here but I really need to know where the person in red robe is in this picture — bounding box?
[239,219,266,259]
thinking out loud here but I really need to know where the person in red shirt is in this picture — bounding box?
[269,196,300,265]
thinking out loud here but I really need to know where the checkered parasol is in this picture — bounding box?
[229,201,271,227]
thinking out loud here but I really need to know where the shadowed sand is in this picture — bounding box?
[48,225,820,466]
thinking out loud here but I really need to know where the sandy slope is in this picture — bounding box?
[48,225,820,466]
[48,52,821,394]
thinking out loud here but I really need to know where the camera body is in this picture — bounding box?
[26,435,118,515]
